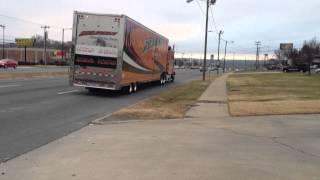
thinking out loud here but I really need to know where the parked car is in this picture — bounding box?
[282,65,307,73]
[315,68,320,74]
[190,66,200,70]
[208,67,218,71]
[200,66,207,72]
[0,59,18,69]
[200,66,218,72]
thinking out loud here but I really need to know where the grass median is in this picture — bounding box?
[109,80,212,120]
[227,73,320,116]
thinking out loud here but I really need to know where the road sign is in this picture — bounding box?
[15,38,35,47]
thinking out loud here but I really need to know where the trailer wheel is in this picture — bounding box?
[160,76,164,85]
[128,84,133,94]
[86,87,97,93]
[171,75,175,82]
[133,83,138,93]
[160,76,166,86]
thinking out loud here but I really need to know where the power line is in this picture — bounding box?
[0,13,62,29]
[0,39,15,43]
[195,0,206,16]
[195,0,219,35]
[209,6,219,34]
[195,0,215,34]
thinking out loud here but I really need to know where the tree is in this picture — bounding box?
[31,34,71,49]
[275,37,320,75]
[300,38,320,75]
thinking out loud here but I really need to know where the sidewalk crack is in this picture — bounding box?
[272,137,320,159]
[198,100,227,104]
[212,126,320,160]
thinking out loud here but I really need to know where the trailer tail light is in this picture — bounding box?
[77,70,114,78]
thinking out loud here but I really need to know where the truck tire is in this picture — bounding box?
[86,87,98,93]
[160,75,165,86]
[133,83,138,93]
[128,84,133,94]
[171,75,175,82]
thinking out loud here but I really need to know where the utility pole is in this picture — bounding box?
[0,25,5,59]
[41,26,50,66]
[181,52,185,67]
[255,41,261,70]
[217,30,223,74]
[264,53,268,68]
[223,40,234,73]
[245,56,247,71]
[201,0,209,80]
[232,52,235,71]
[62,28,65,62]
[223,41,228,73]
[187,0,217,81]
[61,28,72,63]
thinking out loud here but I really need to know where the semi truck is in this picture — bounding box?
[69,11,175,93]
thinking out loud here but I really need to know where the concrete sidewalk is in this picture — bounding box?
[1,74,320,180]
[186,74,230,118]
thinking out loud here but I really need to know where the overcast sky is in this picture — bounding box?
[0,0,319,59]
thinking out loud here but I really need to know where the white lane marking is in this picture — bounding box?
[57,89,79,95]
[0,84,21,88]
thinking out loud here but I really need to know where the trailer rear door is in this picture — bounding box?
[73,13,124,89]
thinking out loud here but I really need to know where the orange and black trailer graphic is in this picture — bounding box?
[122,18,169,85]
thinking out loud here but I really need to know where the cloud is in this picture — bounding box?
[0,0,319,57]
[149,23,202,43]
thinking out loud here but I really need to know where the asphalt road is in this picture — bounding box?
[0,69,201,162]
[0,66,68,73]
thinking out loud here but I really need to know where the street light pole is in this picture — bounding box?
[62,28,72,63]
[217,30,223,74]
[62,28,64,62]
[223,41,228,73]
[187,0,217,80]
[0,25,5,59]
[233,52,235,71]
[223,40,234,73]
[202,0,210,80]
[255,41,261,70]
[41,26,50,66]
